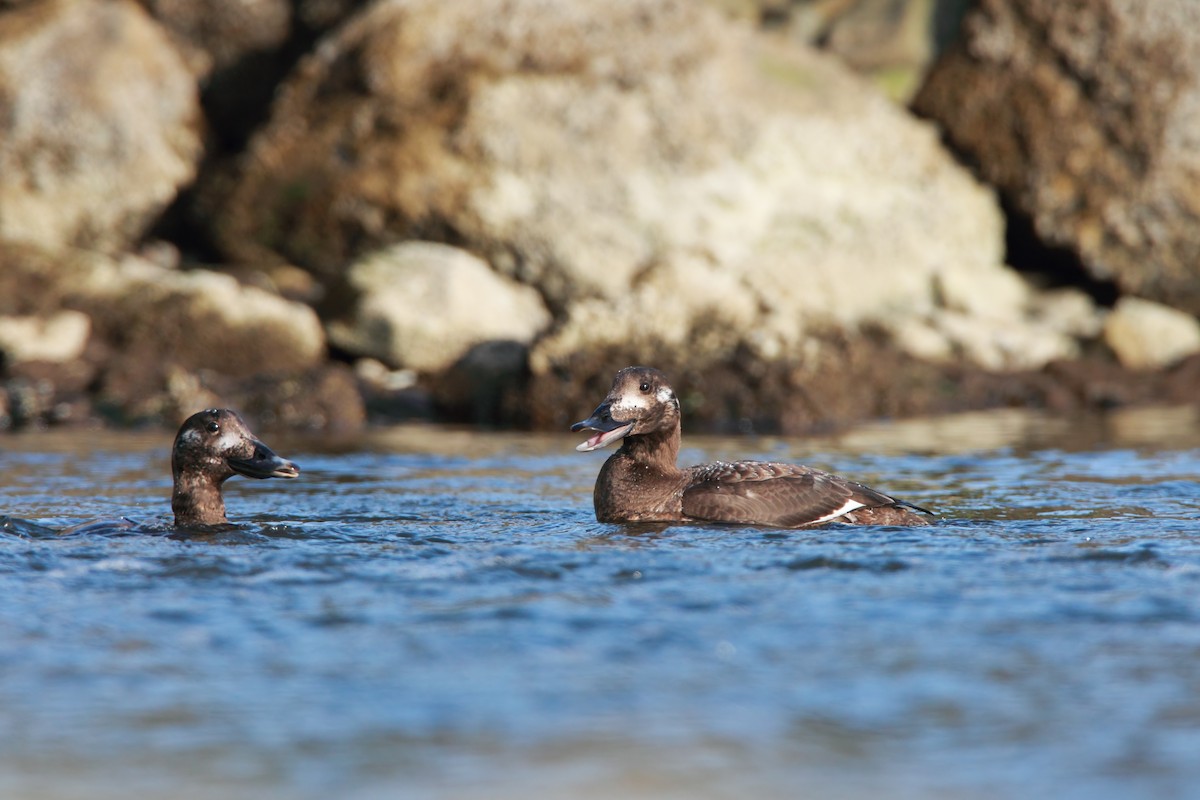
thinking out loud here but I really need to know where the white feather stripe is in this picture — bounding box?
[808,498,866,525]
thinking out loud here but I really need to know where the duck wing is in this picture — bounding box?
[680,461,915,528]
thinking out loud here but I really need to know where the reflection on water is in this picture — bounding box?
[1,406,1200,799]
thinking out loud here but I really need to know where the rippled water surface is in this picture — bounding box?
[3,407,1200,799]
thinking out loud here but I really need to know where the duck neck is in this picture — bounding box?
[172,471,229,526]
[617,420,681,476]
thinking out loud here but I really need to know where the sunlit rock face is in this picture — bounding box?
[915,0,1200,315]
[0,0,202,253]
[211,0,1014,372]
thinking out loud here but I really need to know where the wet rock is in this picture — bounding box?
[326,242,551,374]
[1103,297,1200,370]
[213,362,367,433]
[430,340,532,427]
[0,0,202,253]
[0,311,90,365]
[914,0,1200,315]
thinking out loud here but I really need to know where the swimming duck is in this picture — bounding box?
[171,408,300,527]
[571,367,931,527]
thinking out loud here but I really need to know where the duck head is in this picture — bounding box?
[571,366,681,452]
[173,408,300,482]
[171,408,299,526]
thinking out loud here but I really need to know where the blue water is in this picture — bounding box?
[2,408,1200,799]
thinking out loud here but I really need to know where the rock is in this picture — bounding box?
[215,362,367,432]
[138,0,360,149]
[0,311,90,365]
[709,0,973,100]
[1028,288,1105,340]
[1103,297,1200,370]
[326,242,551,373]
[913,0,1200,315]
[430,340,532,426]
[883,269,1096,371]
[69,254,326,380]
[215,0,1009,382]
[0,242,326,416]
[139,0,291,80]
[0,0,202,253]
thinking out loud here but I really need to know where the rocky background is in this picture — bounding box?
[2,0,1198,435]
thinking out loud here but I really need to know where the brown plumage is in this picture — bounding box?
[571,367,931,528]
[171,409,300,527]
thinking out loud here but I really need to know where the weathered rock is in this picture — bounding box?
[326,242,551,373]
[71,253,327,379]
[914,0,1200,315]
[0,242,329,423]
[0,311,90,365]
[0,0,203,253]
[882,270,1096,371]
[1103,297,1200,370]
[215,0,1011,381]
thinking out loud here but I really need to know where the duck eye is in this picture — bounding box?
[206,422,219,433]
[639,382,650,393]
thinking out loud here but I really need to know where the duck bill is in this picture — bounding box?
[228,440,301,480]
[571,404,636,452]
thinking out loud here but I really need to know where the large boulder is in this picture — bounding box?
[213,0,1019,374]
[0,0,203,253]
[914,0,1200,314]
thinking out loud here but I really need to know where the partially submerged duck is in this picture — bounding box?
[171,408,300,527]
[571,367,931,527]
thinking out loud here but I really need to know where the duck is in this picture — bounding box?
[170,408,300,527]
[571,367,931,527]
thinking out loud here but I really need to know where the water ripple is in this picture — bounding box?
[2,413,1200,799]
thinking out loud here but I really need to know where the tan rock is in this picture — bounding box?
[326,242,551,373]
[1103,297,1200,370]
[0,0,202,253]
[0,311,90,365]
[914,0,1200,315]
[214,0,1008,379]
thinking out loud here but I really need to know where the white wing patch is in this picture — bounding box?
[808,498,866,525]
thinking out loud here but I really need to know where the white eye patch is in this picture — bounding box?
[180,428,203,446]
[657,386,676,405]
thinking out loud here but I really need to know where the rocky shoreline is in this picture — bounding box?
[2,0,1198,435]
